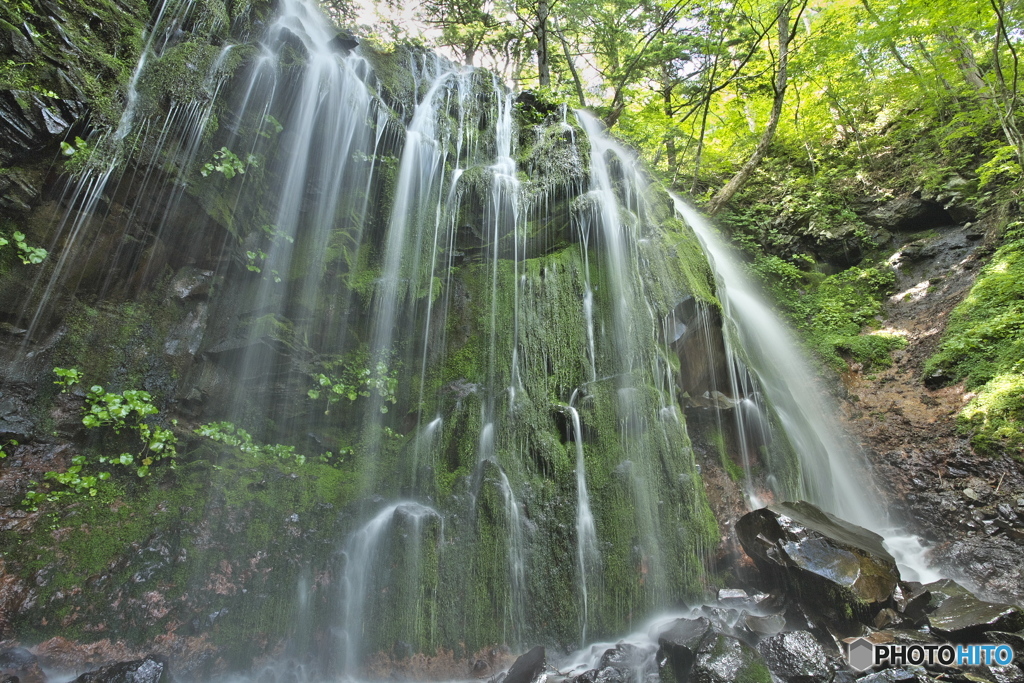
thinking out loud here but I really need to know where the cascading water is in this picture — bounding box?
[4,0,933,674]
[672,197,939,581]
[339,502,441,676]
[567,392,599,647]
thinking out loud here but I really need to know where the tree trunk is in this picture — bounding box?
[537,0,551,87]
[662,65,677,175]
[707,1,794,215]
[555,18,586,107]
[944,31,1024,167]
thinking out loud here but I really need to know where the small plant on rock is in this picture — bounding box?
[23,369,177,510]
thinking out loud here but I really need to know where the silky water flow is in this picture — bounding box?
[12,0,942,678]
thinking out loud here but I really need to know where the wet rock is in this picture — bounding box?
[736,501,901,630]
[0,90,86,165]
[657,616,712,682]
[873,608,907,629]
[71,655,171,683]
[717,588,749,605]
[741,612,784,638]
[757,631,833,683]
[893,582,931,623]
[692,633,770,683]
[0,390,35,441]
[926,538,1024,605]
[927,592,1024,641]
[594,642,653,683]
[169,267,214,300]
[0,647,45,683]
[329,31,359,52]
[982,630,1024,654]
[503,646,545,683]
[981,665,1024,683]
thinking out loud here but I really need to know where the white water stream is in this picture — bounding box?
[673,197,940,582]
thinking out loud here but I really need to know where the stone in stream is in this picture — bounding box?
[735,501,902,632]
[500,646,545,683]
[657,616,713,682]
[744,612,786,637]
[590,642,655,683]
[70,655,171,683]
[691,633,771,683]
[756,630,834,683]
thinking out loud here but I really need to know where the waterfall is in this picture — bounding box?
[672,197,937,581]
[338,502,441,676]
[8,0,926,670]
[568,393,599,647]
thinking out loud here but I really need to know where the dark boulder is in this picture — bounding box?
[71,655,171,683]
[736,501,902,631]
[744,612,786,637]
[757,631,834,683]
[593,642,655,683]
[927,592,1024,641]
[657,616,713,682]
[692,633,771,683]
[0,90,86,165]
[858,195,952,233]
[503,646,545,683]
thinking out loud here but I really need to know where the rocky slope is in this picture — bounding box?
[838,214,1024,602]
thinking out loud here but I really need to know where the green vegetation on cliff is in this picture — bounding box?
[924,220,1024,455]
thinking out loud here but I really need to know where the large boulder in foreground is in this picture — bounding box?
[736,501,901,632]
[657,616,714,682]
[692,633,770,683]
[70,655,171,683]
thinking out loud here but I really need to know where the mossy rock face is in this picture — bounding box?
[0,0,733,669]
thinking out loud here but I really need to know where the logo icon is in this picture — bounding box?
[847,638,875,671]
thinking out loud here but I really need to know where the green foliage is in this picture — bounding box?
[201,147,258,179]
[0,230,47,264]
[924,221,1024,455]
[307,357,398,414]
[25,369,178,510]
[195,422,311,466]
[747,255,906,370]
[53,366,83,387]
[0,439,17,459]
[977,145,1023,190]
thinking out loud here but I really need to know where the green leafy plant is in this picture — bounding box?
[0,231,47,264]
[0,439,17,459]
[195,421,311,466]
[201,147,258,179]
[307,359,398,415]
[259,114,283,139]
[25,369,178,510]
[59,136,89,158]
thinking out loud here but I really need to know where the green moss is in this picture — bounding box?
[136,42,226,113]
[924,221,1024,455]
[747,257,905,371]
